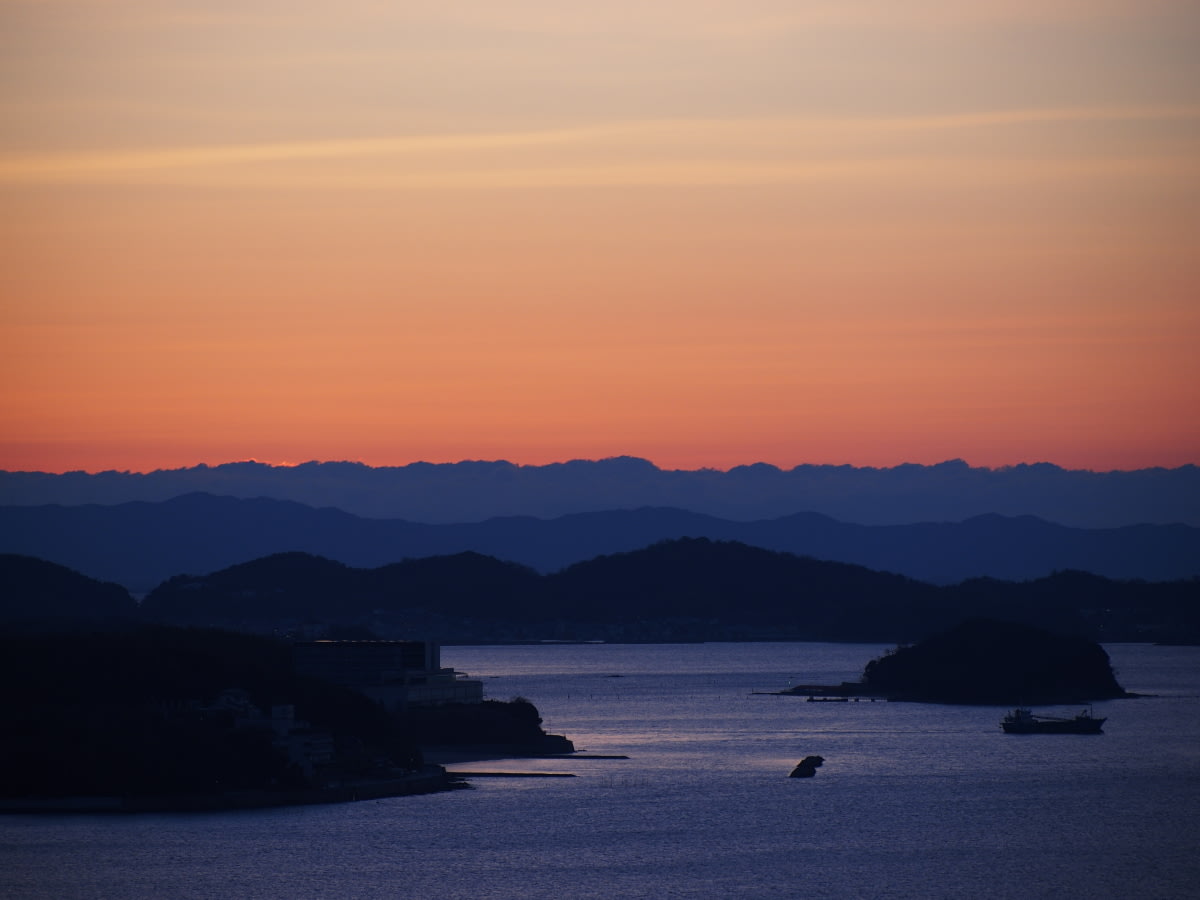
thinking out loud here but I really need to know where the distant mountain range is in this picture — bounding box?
[1,492,1196,593]
[2,458,1198,527]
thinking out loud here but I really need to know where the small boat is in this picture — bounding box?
[1000,707,1106,734]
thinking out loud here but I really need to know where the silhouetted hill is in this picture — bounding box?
[0,554,137,629]
[1,494,1196,593]
[136,543,951,642]
[373,553,546,622]
[148,552,364,623]
[859,618,1129,703]
[142,550,544,632]
[2,458,1197,526]
[118,541,1199,644]
[947,570,1200,644]
[547,538,945,641]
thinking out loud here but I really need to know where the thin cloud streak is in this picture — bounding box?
[93,156,1192,193]
[0,127,608,181]
[3,105,1196,185]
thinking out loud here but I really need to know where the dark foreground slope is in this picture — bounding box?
[0,626,565,805]
[0,554,137,629]
[0,627,408,799]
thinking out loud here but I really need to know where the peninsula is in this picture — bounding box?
[0,626,573,812]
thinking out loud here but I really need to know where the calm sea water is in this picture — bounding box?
[3,642,1198,899]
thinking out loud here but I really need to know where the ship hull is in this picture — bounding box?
[1001,719,1105,734]
[1001,709,1106,734]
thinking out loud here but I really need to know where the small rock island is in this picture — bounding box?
[859,618,1130,704]
[789,756,825,778]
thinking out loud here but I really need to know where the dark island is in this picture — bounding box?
[857,618,1130,704]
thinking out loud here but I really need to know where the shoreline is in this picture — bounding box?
[0,765,456,815]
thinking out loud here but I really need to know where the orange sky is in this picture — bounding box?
[2,1,1198,474]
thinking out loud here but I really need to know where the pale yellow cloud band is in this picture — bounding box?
[31,156,1185,193]
[2,106,1197,186]
[0,128,606,181]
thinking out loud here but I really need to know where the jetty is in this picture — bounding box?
[753,683,873,698]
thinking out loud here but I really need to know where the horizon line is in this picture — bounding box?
[3,456,1195,477]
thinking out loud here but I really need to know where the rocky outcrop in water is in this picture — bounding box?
[789,756,825,778]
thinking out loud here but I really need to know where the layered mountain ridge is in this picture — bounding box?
[1,493,1197,593]
[3,458,1197,526]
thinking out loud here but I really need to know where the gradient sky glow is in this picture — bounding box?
[2,1,1198,473]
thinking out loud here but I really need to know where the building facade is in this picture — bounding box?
[293,640,483,710]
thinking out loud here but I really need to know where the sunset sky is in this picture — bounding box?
[2,1,1198,474]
